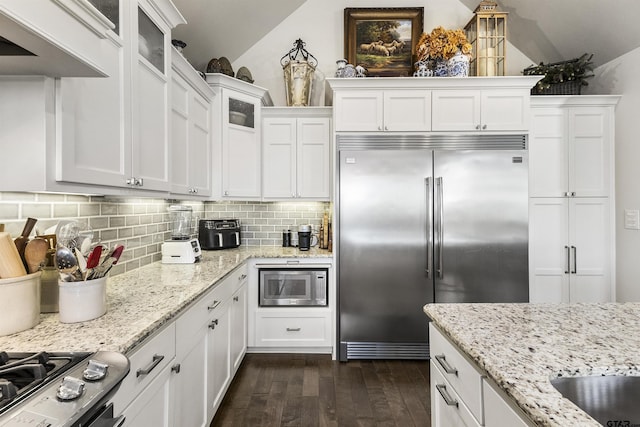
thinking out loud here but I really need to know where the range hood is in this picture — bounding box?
[0,0,114,77]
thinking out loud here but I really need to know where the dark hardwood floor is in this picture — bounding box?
[211,354,431,427]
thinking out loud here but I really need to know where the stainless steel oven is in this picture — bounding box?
[259,268,328,306]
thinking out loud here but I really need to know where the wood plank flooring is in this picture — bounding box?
[211,354,431,427]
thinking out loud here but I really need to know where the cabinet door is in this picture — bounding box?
[529,107,568,197]
[297,118,331,199]
[56,33,130,188]
[481,89,529,131]
[333,90,383,132]
[569,107,611,197]
[483,379,530,427]
[120,364,174,427]
[170,72,190,194]
[230,282,247,374]
[529,198,570,303]
[431,361,481,427]
[431,90,480,131]
[207,300,231,420]
[262,118,296,198]
[173,337,207,427]
[188,92,212,196]
[383,90,431,131]
[569,198,611,302]
[131,3,170,191]
[222,92,261,198]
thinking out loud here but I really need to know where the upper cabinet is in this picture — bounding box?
[0,0,114,76]
[207,73,272,201]
[262,107,332,201]
[327,76,540,133]
[170,48,214,198]
[0,0,186,195]
[529,96,619,198]
[333,90,431,132]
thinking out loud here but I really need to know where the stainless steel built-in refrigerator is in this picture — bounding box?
[337,134,529,361]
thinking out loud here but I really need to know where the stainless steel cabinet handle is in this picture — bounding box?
[378,126,382,131]
[233,296,239,302]
[224,190,229,196]
[565,192,571,197]
[571,191,576,197]
[209,319,219,329]
[171,364,181,374]
[384,126,388,131]
[482,124,487,130]
[565,245,570,274]
[571,246,577,274]
[425,177,433,278]
[136,354,164,377]
[114,415,126,427]
[434,354,458,375]
[436,384,459,407]
[207,300,221,311]
[435,177,444,279]
[238,273,247,281]
[475,124,481,130]
[286,327,301,332]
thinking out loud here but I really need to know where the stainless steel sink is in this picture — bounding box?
[551,375,640,425]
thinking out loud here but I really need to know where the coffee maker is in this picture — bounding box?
[297,224,318,251]
[161,205,202,263]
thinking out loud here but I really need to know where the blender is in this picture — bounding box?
[161,205,202,263]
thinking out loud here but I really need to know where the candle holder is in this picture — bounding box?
[280,39,317,106]
[464,0,508,76]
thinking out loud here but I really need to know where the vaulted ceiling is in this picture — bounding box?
[172,0,640,71]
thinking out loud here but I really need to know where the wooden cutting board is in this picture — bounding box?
[0,232,27,278]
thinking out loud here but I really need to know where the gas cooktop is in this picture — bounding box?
[0,350,129,427]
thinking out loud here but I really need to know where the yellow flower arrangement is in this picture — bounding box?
[417,26,473,61]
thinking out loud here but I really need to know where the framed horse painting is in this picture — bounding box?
[344,7,424,77]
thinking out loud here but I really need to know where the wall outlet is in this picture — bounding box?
[624,209,640,230]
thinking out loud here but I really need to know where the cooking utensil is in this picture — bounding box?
[90,244,124,279]
[24,238,49,274]
[55,246,79,280]
[0,232,28,278]
[14,218,37,269]
[75,247,87,273]
[55,221,80,250]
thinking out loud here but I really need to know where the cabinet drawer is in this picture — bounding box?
[431,360,482,427]
[111,323,176,414]
[429,323,483,422]
[255,311,331,347]
[226,264,248,293]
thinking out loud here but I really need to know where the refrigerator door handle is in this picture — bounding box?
[564,245,570,274]
[435,177,444,279]
[426,177,432,278]
[571,246,577,274]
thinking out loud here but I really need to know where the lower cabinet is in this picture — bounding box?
[254,309,332,348]
[111,264,248,426]
[429,324,533,427]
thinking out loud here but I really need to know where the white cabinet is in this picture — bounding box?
[0,0,113,77]
[333,89,431,132]
[0,0,185,195]
[110,323,176,426]
[327,76,540,134]
[529,100,615,198]
[528,96,619,304]
[431,89,530,131]
[230,279,248,374]
[254,309,332,348]
[529,197,611,303]
[170,49,213,197]
[207,73,272,200]
[430,324,533,427]
[262,107,332,200]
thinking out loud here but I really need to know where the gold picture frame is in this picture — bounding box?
[344,7,424,77]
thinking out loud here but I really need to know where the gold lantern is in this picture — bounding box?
[464,0,508,76]
[280,39,317,107]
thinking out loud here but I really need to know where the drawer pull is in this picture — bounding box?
[286,327,301,332]
[435,354,458,376]
[233,296,239,302]
[238,274,247,281]
[136,354,164,378]
[171,364,181,374]
[436,383,459,407]
[207,300,221,311]
[209,319,219,329]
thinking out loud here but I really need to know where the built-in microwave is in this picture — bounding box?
[259,268,328,306]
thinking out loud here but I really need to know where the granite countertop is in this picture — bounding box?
[0,246,331,354]
[423,303,640,426]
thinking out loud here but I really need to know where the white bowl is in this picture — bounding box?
[229,111,247,126]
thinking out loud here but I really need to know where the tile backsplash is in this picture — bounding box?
[0,193,329,276]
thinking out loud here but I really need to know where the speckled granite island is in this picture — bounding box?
[0,246,331,354]
[424,302,640,427]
